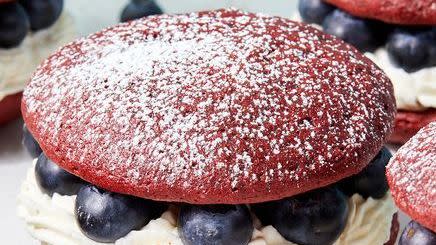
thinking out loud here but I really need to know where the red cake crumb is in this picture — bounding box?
[387,122,436,232]
[325,0,436,25]
[22,9,395,204]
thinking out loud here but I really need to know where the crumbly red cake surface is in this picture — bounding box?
[22,9,395,204]
[325,0,436,25]
[389,109,436,144]
[387,122,436,232]
[0,92,22,125]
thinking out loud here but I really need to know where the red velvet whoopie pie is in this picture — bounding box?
[297,0,436,145]
[0,0,22,125]
[19,9,399,245]
[0,0,74,125]
[387,122,436,241]
[22,9,396,204]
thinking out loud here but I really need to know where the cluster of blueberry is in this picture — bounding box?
[23,125,393,245]
[298,0,436,73]
[120,0,163,23]
[0,0,63,48]
[253,148,392,245]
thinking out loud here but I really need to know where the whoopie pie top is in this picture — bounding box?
[325,0,436,25]
[22,9,395,204]
[387,122,436,232]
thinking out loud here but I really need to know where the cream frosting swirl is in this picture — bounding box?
[18,163,397,245]
[0,13,76,100]
[292,13,436,111]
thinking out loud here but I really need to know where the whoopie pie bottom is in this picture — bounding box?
[389,109,436,144]
[18,149,398,245]
[0,92,22,125]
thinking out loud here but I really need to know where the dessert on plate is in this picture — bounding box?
[295,0,436,144]
[387,122,436,244]
[0,0,75,125]
[18,9,399,245]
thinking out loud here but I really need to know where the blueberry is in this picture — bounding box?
[0,2,29,48]
[298,0,335,25]
[35,153,85,196]
[120,0,163,22]
[179,204,253,245]
[23,124,42,158]
[399,221,436,245]
[322,9,384,52]
[252,186,348,245]
[387,27,436,72]
[75,185,165,243]
[338,147,391,199]
[427,28,436,67]
[19,0,63,31]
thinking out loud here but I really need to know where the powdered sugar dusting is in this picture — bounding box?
[387,122,436,231]
[23,9,395,204]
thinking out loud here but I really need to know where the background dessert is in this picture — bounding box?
[295,0,436,144]
[0,1,412,244]
[0,0,76,124]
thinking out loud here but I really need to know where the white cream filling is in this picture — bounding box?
[365,49,436,111]
[292,13,436,111]
[18,164,397,245]
[0,13,76,100]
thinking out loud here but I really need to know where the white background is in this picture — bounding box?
[0,0,407,244]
